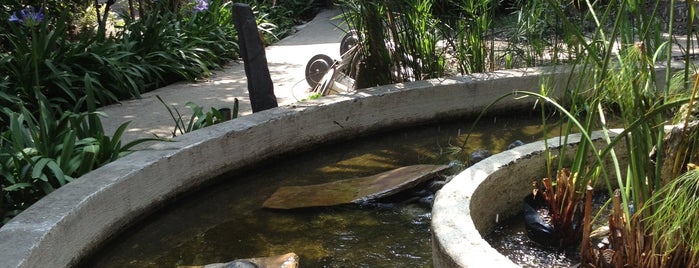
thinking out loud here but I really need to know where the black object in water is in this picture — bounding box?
[523,193,557,246]
[523,193,583,248]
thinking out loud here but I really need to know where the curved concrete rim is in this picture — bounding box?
[431,130,625,267]
[0,65,585,268]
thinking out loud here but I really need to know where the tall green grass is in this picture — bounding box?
[532,0,699,265]
[439,0,495,73]
[338,0,608,87]
[440,0,699,263]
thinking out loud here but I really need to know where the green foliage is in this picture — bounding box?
[527,0,699,265]
[0,94,160,224]
[509,0,562,66]
[1,7,82,108]
[341,0,447,87]
[157,95,240,137]
[447,0,699,262]
[0,0,253,113]
[112,0,243,87]
[0,0,311,225]
[233,0,318,44]
[308,92,323,100]
[439,0,495,73]
[337,0,620,81]
[641,168,699,263]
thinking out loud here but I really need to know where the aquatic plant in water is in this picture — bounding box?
[456,0,699,264]
[531,0,699,266]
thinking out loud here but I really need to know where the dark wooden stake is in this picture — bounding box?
[232,3,278,113]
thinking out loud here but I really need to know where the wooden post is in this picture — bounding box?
[232,3,278,112]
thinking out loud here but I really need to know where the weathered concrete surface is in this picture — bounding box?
[0,65,572,268]
[431,130,625,267]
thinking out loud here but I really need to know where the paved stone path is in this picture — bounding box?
[98,9,345,144]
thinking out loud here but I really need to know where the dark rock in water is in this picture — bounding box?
[446,160,465,180]
[418,194,434,206]
[448,160,465,169]
[523,193,583,248]
[409,188,436,207]
[427,179,446,192]
[362,202,399,209]
[523,193,556,246]
[366,178,442,208]
[411,188,432,197]
[225,261,258,268]
[508,140,525,150]
[469,149,492,163]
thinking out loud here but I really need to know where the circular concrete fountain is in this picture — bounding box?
[0,66,574,267]
[431,130,627,267]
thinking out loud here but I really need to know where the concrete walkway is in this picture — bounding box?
[98,9,345,144]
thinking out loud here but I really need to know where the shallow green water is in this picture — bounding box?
[80,113,558,267]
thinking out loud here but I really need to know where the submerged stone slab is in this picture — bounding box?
[263,164,449,209]
[178,252,298,268]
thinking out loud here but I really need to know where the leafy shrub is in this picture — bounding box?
[0,92,159,224]
[0,0,244,113]
[243,0,319,43]
[157,95,239,137]
[0,0,315,224]
[1,7,82,108]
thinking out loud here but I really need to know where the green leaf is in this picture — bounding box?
[58,129,77,172]
[46,160,68,186]
[38,181,54,195]
[3,183,33,192]
[31,158,51,180]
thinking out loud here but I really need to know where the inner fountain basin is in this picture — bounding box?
[0,65,623,267]
[79,113,553,267]
[431,130,628,267]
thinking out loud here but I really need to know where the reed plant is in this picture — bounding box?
[338,0,606,87]
[449,0,699,264]
[341,0,503,87]
[339,0,402,88]
[438,0,495,73]
[527,0,699,265]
